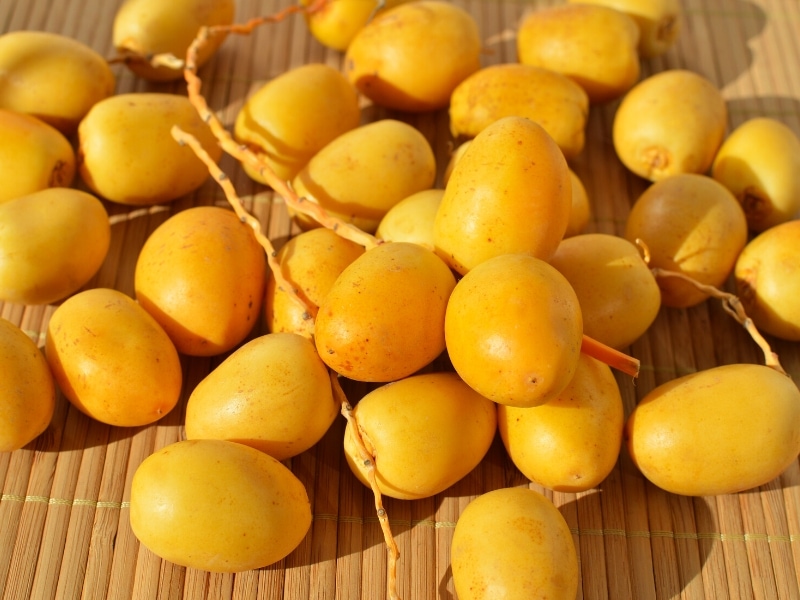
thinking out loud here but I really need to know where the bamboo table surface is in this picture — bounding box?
[1,0,800,598]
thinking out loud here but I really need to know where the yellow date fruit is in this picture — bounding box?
[315,241,456,383]
[266,228,365,337]
[185,333,339,461]
[517,3,640,104]
[113,0,236,81]
[234,63,361,184]
[571,0,682,58]
[0,318,55,452]
[45,288,182,427]
[130,439,312,571]
[0,31,115,134]
[135,206,266,357]
[375,188,444,251]
[712,117,800,232]
[0,109,75,203]
[343,372,497,500]
[445,253,584,408]
[290,119,436,233]
[449,63,589,160]
[624,173,748,308]
[735,219,800,341]
[0,188,110,306]
[451,487,579,600]
[549,233,661,349]
[499,354,624,492]
[445,144,590,237]
[434,116,571,275]
[344,0,481,112]
[613,69,727,181]
[625,363,800,496]
[78,93,222,205]
[565,168,592,237]
[301,0,412,51]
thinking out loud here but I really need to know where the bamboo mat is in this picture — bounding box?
[2,0,800,598]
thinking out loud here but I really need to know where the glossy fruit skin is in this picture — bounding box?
[711,117,800,232]
[0,110,75,203]
[499,354,624,492]
[0,318,55,452]
[290,119,436,233]
[265,228,365,338]
[314,241,456,383]
[0,188,110,306]
[375,189,444,251]
[0,31,115,134]
[613,69,727,182]
[625,363,800,496]
[45,288,182,428]
[78,93,223,205]
[445,253,584,408]
[624,173,748,308]
[549,233,661,349]
[451,487,579,600]
[433,116,572,275]
[134,206,266,357]
[185,333,339,461]
[130,439,312,572]
[301,0,413,51]
[565,168,591,237]
[343,372,497,500]
[234,63,361,184]
[449,63,589,160]
[517,3,640,104]
[570,0,682,58]
[344,0,482,112]
[113,0,236,81]
[734,219,800,341]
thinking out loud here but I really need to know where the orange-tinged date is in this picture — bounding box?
[344,0,481,112]
[45,288,182,428]
[265,228,365,337]
[445,253,583,408]
[135,206,266,357]
[315,241,456,383]
[434,116,571,276]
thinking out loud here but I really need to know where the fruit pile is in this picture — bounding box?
[1,0,799,598]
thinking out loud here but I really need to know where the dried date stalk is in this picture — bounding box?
[636,239,786,374]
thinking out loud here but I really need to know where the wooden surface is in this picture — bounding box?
[1,0,800,598]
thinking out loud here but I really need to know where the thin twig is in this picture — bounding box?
[171,125,315,339]
[158,7,380,251]
[634,238,785,374]
[581,334,640,378]
[650,267,786,374]
[331,373,401,600]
